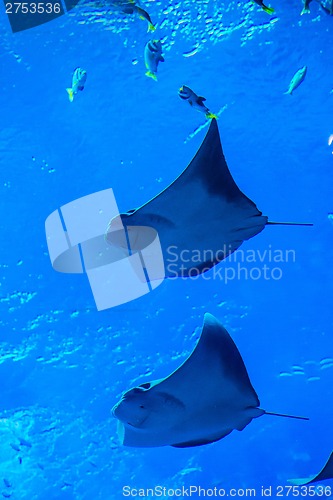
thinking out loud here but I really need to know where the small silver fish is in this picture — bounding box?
[66,67,87,102]
[178,85,217,119]
[284,66,307,95]
[144,40,164,81]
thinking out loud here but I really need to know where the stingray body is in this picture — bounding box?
[289,451,333,485]
[106,119,310,278]
[112,314,265,448]
[106,119,267,278]
[112,314,308,448]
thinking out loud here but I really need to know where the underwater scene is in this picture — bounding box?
[1,0,333,497]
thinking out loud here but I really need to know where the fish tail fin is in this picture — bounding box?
[145,70,157,81]
[264,411,309,421]
[284,90,292,95]
[262,4,275,13]
[301,7,310,13]
[206,112,218,120]
[267,221,313,226]
[66,88,74,102]
[148,22,156,32]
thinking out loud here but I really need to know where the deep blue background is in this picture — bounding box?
[0,0,332,498]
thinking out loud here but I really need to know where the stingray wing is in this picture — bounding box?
[106,119,267,277]
[155,313,260,409]
[118,314,263,448]
[289,451,333,485]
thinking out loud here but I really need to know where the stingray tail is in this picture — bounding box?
[267,221,313,226]
[264,411,309,421]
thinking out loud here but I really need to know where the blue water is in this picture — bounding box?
[0,0,332,498]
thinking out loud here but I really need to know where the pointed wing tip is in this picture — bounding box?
[203,312,218,327]
[204,117,219,140]
[204,312,214,321]
[288,451,333,486]
[208,117,218,131]
[203,313,229,338]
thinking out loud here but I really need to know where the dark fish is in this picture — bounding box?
[144,40,164,81]
[66,67,87,103]
[179,85,217,120]
[117,0,155,30]
[253,0,274,14]
[301,0,313,14]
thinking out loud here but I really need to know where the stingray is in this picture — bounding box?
[112,314,308,448]
[289,451,333,485]
[106,119,311,278]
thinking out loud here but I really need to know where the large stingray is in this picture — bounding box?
[289,451,333,485]
[106,119,311,278]
[112,314,308,448]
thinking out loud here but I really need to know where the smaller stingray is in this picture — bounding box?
[112,314,308,448]
[289,451,333,485]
